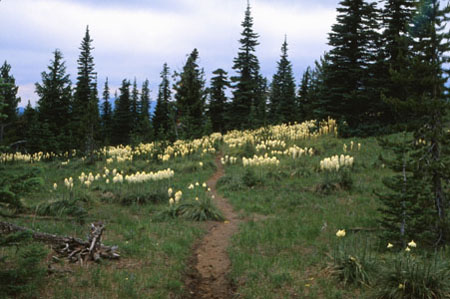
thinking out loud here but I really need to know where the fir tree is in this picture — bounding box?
[152,63,173,140]
[131,78,139,130]
[101,77,113,144]
[298,67,311,121]
[112,79,132,145]
[137,79,153,142]
[72,26,99,153]
[208,68,230,133]
[269,38,297,124]
[35,49,72,152]
[173,48,206,139]
[230,2,263,130]
[0,61,20,144]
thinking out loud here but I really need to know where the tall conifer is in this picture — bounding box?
[208,68,230,133]
[0,62,20,144]
[230,2,263,129]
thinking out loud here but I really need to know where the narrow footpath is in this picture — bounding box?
[185,155,241,298]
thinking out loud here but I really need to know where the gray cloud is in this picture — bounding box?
[0,0,338,106]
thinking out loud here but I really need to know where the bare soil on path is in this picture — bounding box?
[184,155,241,299]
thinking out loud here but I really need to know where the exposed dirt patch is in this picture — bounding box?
[184,155,242,298]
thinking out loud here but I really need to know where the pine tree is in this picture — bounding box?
[101,77,113,145]
[112,79,132,145]
[322,0,383,136]
[35,49,72,152]
[152,63,173,140]
[230,2,263,130]
[136,79,153,142]
[208,68,230,133]
[0,61,20,144]
[72,26,99,153]
[379,0,450,247]
[174,48,206,139]
[269,38,297,124]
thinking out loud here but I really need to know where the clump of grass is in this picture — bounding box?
[35,197,87,220]
[179,197,224,221]
[316,170,353,195]
[372,251,450,299]
[331,231,377,287]
[155,197,223,221]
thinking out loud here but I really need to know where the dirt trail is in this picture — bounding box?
[185,155,241,298]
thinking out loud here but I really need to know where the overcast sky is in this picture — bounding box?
[0,0,340,107]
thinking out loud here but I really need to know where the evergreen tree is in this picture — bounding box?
[35,49,72,152]
[208,68,230,133]
[72,26,99,153]
[152,63,173,140]
[269,38,297,124]
[112,79,132,145]
[379,0,450,247]
[174,48,206,139]
[322,0,383,136]
[101,77,113,145]
[298,67,311,121]
[230,2,263,130]
[131,78,139,130]
[0,61,20,144]
[137,79,153,142]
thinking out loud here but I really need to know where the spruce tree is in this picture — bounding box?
[72,26,99,153]
[269,38,297,124]
[379,0,450,247]
[208,68,230,133]
[0,61,20,144]
[322,0,383,136]
[230,2,263,130]
[112,79,132,145]
[35,49,72,152]
[173,48,206,139]
[152,63,173,140]
[101,77,113,145]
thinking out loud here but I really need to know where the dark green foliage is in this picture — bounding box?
[174,48,206,139]
[0,61,20,144]
[208,68,230,133]
[135,79,153,142]
[269,38,297,124]
[230,3,264,130]
[101,77,113,144]
[130,78,140,133]
[322,0,384,136]
[379,0,450,247]
[35,49,72,152]
[153,63,174,140]
[72,26,99,153]
[112,79,132,145]
[0,240,47,298]
[119,188,167,206]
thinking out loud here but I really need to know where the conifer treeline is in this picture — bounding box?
[0,0,448,153]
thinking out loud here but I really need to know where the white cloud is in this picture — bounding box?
[0,0,336,106]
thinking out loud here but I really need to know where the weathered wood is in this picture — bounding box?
[0,221,120,262]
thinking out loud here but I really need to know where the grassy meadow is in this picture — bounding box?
[1,119,449,298]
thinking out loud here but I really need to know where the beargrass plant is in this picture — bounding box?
[372,248,450,299]
[331,230,378,287]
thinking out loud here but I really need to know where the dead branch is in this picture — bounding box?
[0,221,119,263]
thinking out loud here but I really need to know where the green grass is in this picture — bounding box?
[217,134,403,298]
[1,152,218,298]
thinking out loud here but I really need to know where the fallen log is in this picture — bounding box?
[0,221,119,263]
